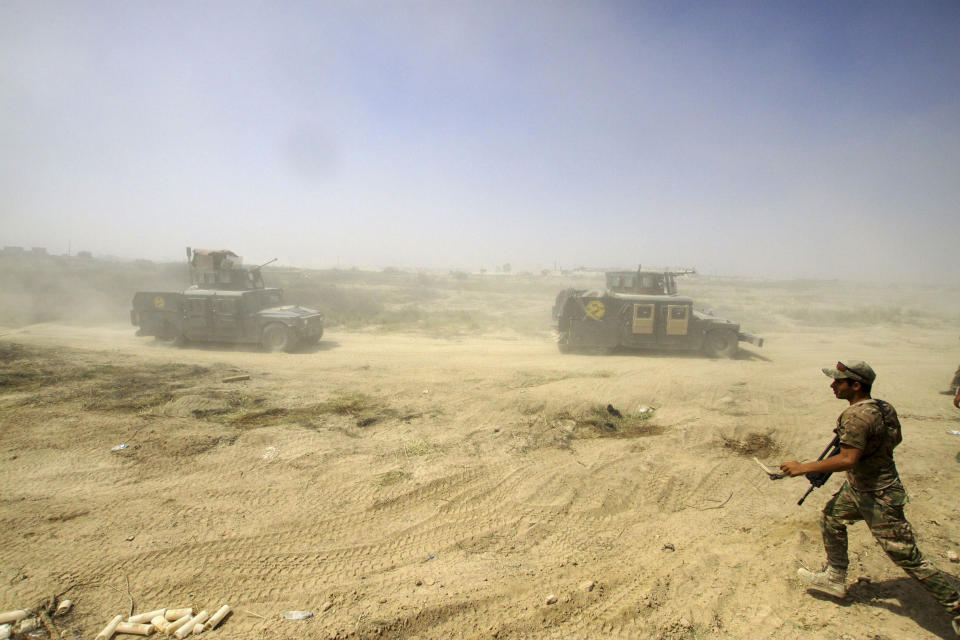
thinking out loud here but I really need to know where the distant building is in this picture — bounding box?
[76,250,93,259]
[2,246,24,255]
[31,246,47,255]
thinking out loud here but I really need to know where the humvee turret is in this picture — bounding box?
[131,248,324,352]
[553,266,762,357]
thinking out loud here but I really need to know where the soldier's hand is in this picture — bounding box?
[779,461,806,477]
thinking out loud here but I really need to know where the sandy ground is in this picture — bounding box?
[2,314,959,639]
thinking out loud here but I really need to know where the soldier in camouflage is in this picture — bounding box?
[780,360,960,636]
[950,363,960,401]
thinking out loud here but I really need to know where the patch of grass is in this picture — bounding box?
[375,470,411,487]
[510,405,661,454]
[224,392,394,429]
[402,439,437,456]
[519,401,547,415]
[720,432,780,457]
[321,392,381,415]
[77,364,209,412]
[511,369,617,389]
[553,404,657,438]
[0,344,211,412]
[512,372,572,388]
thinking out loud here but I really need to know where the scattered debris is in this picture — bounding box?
[284,611,313,620]
[697,492,734,511]
[127,609,164,625]
[204,605,230,631]
[947,551,959,563]
[110,444,128,452]
[164,608,192,621]
[545,595,558,605]
[0,624,9,640]
[0,612,28,625]
[662,543,675,551]
[115,621,154,636]
[165,613,191,637]
[174,610,208,639]
[55,600,72,616]
[606,404,622,419]
[116,604,231,636]
[18,618,38,634]
[578,580,596,592]
[95,614,123,640]
[320,602,334,613]
[947,430,960,436]
[221,375,250,383]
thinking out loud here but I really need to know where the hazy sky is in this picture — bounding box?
[2,2,958,280]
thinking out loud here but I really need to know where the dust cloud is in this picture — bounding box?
[3,3,960,640]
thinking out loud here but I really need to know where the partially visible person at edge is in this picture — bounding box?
[942,362,960,397]
[780,360,960,636]
[941,336,960,397]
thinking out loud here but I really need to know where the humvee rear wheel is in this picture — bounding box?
[704,330,738,358]
[261,323,293,353]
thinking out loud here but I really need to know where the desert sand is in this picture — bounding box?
[1,275,959,640]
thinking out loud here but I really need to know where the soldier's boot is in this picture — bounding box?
[797,566,847,597]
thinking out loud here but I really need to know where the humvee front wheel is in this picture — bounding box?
[704,329,738,359]
[261,323,294,353]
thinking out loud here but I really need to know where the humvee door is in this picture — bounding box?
[184,296,213,339]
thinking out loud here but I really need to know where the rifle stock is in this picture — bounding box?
[797,435,841,506]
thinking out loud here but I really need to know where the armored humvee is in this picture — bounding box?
[553,267,763,357]
[131,248,324,352]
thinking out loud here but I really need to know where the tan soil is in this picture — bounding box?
[1,317,959,639]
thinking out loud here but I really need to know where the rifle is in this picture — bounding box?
[797,435,841,506]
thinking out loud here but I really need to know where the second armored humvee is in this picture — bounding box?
[131,249,324,352]
[553,267,763,357]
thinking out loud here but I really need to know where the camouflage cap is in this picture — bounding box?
[822,360,876,385]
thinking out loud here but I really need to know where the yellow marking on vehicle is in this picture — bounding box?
[585,300,606,319]
[154,296,165,309]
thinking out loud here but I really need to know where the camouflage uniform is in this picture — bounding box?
[820,399,959,611]
[951,364,960,393]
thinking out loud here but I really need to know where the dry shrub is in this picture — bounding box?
[375,470,411,487]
